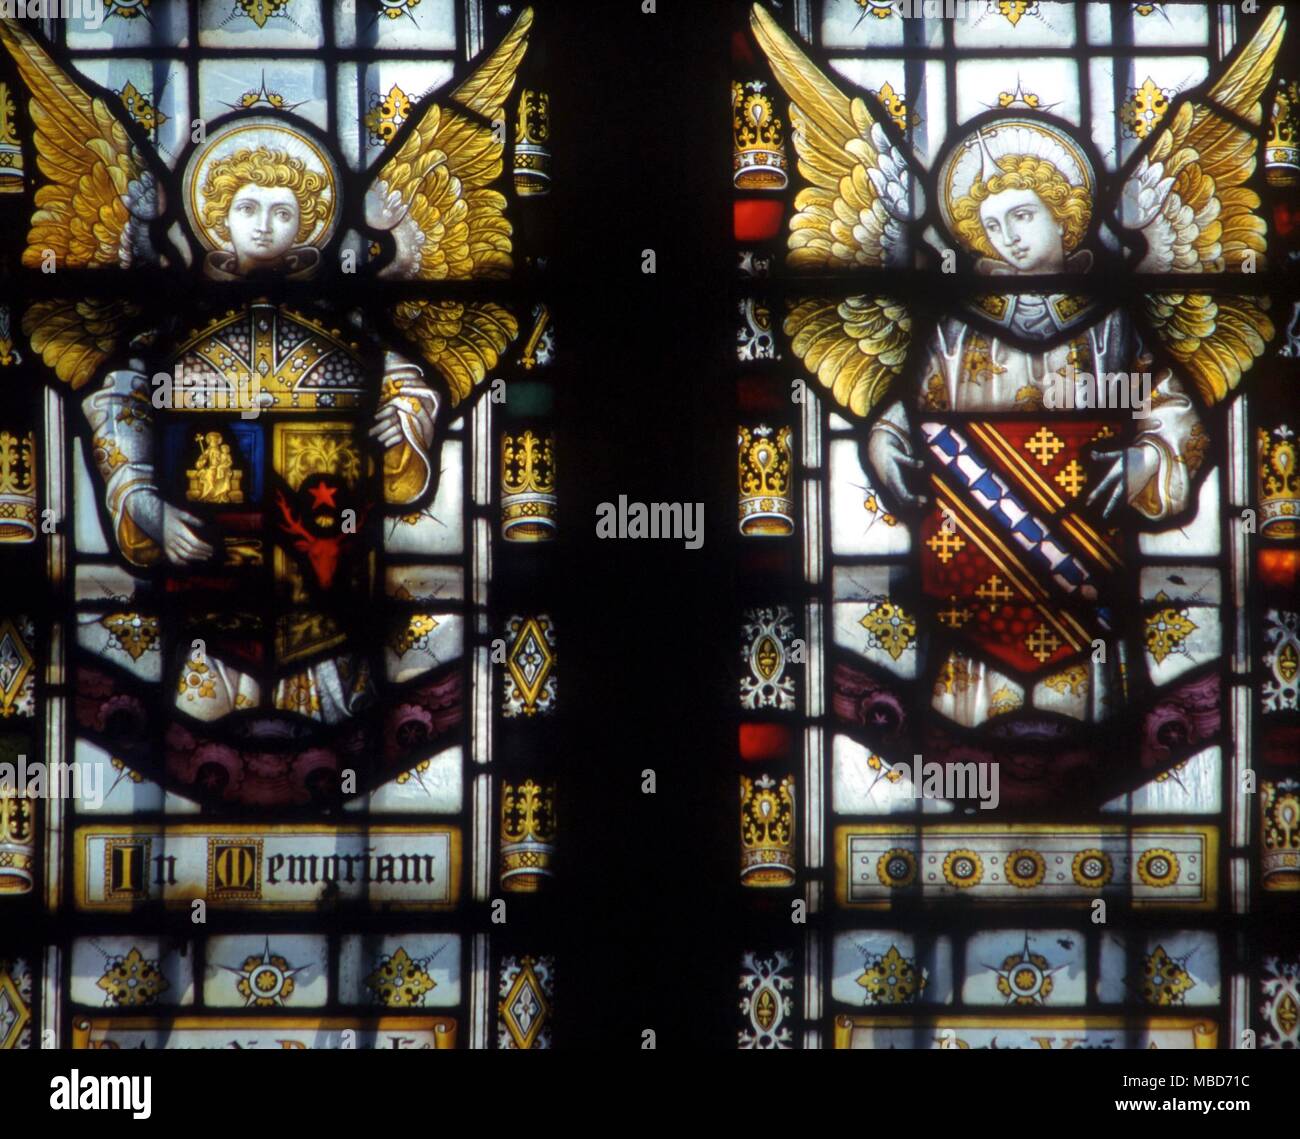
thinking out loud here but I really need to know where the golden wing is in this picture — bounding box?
[750,2,915,272]
[749,4,914,420]
[390,300,518,408]
[0,18,163,389]
[365,7,532,404]
[1125,5,1284,405]
[785,297,911,418]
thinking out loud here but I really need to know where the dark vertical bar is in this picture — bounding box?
[548,0,735,1048]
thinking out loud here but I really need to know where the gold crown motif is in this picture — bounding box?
[1268,79,1300,186]
[500,779,556,893]
[501,429,557,541]
[0,792,33,894]
[0,432,35,544]
[1258,425,1298,539]
[738,424,794,536]
[0,83,22,194]
[1261,780,1299,891]
[732,80,788,190]
[740,773,795,886]
[514,88,551,196]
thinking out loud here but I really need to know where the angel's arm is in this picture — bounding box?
[1124,360,1204,522]
[861,325,956,512]
[1086,335,1205,523]
[82,364,211,565]
[865,399,927,511]
[371,351,441,506]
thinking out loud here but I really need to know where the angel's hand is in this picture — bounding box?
[369,403,406,450]
[866,428,928,510]
[1086,448,1126,521]
[124,492,213,564]
[161,505,214,565]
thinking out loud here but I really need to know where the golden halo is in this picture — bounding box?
[937,116,1095,254]
[182,116,340,252]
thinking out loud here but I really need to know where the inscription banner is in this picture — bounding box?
[833,1016,1219,1050]
[71,1016,458,1049]
[74,824,461,911]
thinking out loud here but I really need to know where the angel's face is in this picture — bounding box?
[978,187,1065,273]
[227,184,301,271]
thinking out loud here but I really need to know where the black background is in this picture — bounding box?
[547,0,737,1049]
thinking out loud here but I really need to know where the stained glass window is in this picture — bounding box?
[0,0,558,1050]
[0,0,1295,1081]
[732,0,1298,1052]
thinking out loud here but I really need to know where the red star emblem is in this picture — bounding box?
[307,481,338,509]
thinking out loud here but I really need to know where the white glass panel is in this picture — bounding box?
[830,930,953,1005]
[71,937,195,1006]
[340,60,459,168]
[339,932,461,1007]
[198,59,330,130]
[67,2,190,48]
[1101,745,1223,814]
[334,0,457,49]
[342,744,464,814]
[829,58,949,165]
[829,439,913,556]
[383,438,465,554]
[832,565,920,677]
[198,0,325,49]
[1139,468,1222,556]
[956,58,1081,126]
[822,0,945,49]
[203,934,329,1007]
[953,1,1077,48]
[1098,931,1220,1005]
[963,929,1086,1006]
[68,60,191,168]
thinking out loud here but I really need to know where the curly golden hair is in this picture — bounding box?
[950,155,1091,260]
[200,147,328,245]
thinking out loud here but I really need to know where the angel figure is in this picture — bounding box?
[0,10,532,805]
[750,4,1283,805]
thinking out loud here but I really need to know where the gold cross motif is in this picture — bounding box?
[938,596,972,628]
[925,527,966,564]
[1054,459,1086,496]
[974,574,1014,612]
[1025,623,1062,663]
[1025,427,1064,466]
